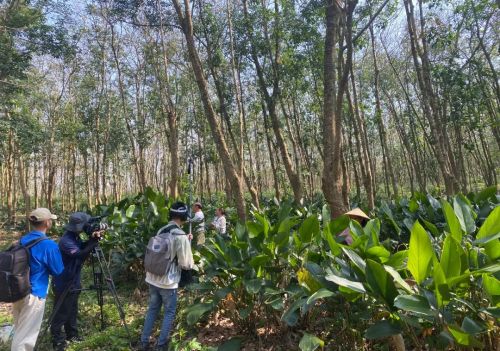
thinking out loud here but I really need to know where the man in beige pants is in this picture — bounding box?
[11,208,64,351]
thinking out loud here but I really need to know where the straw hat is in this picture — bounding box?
[344,208,370,220]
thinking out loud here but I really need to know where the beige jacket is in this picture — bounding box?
[145,222,194,289]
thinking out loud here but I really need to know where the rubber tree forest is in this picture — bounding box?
[0,0,498,220]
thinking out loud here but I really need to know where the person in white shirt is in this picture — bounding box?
[189,202,205,248]
[210,208,227,239]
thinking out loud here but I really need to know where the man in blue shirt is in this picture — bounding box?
[12,208,64,351]
[51,212,100,351]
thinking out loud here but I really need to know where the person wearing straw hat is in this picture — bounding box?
[338,208,370,245]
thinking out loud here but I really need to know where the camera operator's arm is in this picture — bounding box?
[60,235,99,260]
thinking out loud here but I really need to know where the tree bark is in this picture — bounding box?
[171,0,247,221]
[322,0,356,217]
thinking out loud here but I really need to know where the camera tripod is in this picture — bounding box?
[90,245,130,336]
[37,245,131,350]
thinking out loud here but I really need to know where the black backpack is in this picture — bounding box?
[0,237,47,303]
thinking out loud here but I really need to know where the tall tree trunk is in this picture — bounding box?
[403,0,459,194]
[171,0,246,221]
[322,0,356,217]
[242,0,303,203]
[369,25,398,197]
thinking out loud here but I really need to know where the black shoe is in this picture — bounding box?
[137,342,151,351]
[67,335,83,342]
[53,342,66,351]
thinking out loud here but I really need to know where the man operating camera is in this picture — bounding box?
[50,213,105,351]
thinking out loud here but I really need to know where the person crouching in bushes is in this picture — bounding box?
[140,202,195,351]
[338,208,370,245]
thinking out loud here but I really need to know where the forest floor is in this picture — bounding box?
[0,228,295,351]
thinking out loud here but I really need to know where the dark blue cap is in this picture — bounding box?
[65,212,91,233]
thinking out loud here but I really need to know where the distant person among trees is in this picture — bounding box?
[210,208,227,239]
[189,202,205,248]
[12,208,64,351]
[338,208,370,245]
[140,202,195,351]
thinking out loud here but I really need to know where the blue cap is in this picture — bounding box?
[65,212,91,233]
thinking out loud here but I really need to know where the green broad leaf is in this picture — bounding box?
[299,333,324,351]
[218,337,242,351]
[349,220,365,242]
[394,295,435,317]
[254,213,270,237]
[365,259,399,308]
[482,307,500,319]
[247,222,264,239]
[380,202,401,235]
[365,320,402,340]
[447,325,483,347]
[158,207,169,223]
[338,286,362,301]
[186,302,214,325]
[265,297,284,311]
[473,262,500,274]
[384,265,413,294]
[421,219,440,237]
[441,200,462,242]
[299,215,320,244]
[277,217,299,235]
[297,268,322,293]
[306,288,334,306]
[281,297,306,326]
[366,246,391,263]
[385,250,408,270]
[342,248,366,272]
[149,201,158,216]
[475,185,497,203]
[409,199,419,212]
[322,204,331,223]
[453,196,476,234]
[407,221,434,285]
[476,206,500,260]
[329,214,350,236]
[461,317,485,335]
[235,223,247,241]
[244,279,263,294]
[323,227,341,256]
[364,219,381,247]
[325,273,366,293]
[427,195,441,210]
[433,261,450,307]
[446,273,472,287]
[249,254,270,269]
[482,274,500,304]
[125,204,136,218]
[440,235,461,279]
[473,232,500,245]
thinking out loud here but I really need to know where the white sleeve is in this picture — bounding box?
[176,235,194,270]
[220,217,226,234]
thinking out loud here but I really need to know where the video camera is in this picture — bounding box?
[83,216,109,237]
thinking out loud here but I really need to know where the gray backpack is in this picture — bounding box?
[144,224,180,276]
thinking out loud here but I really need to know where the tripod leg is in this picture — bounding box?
[93,246,132,346]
